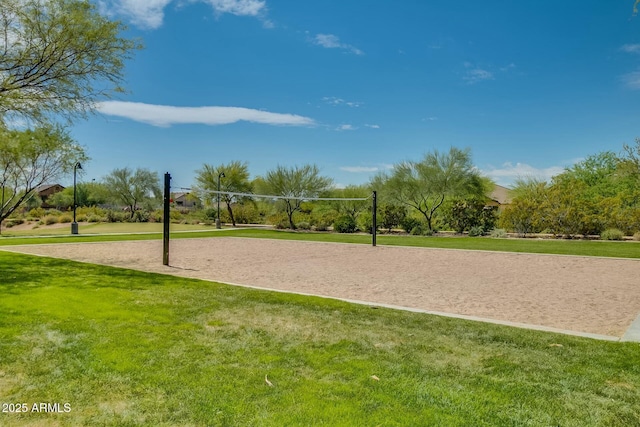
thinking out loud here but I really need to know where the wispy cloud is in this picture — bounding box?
[98,0,268,29]
[96,101,315,127]
[322,97,362,107]
[340,164,393,173]
[482,162,566,186]
[463,68,494,84]
[621,44,640,54]
[364,124,380,129]
[621,71,640,90]
[336,124,357,131]
[313,34,364,55]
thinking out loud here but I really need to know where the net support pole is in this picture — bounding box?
[372,190,377,247]
[163,172,171,266]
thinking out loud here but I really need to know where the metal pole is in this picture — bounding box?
[372,191,377,247]
[216,171,225,229]
[71,162,81,235]
[163,173,171,266]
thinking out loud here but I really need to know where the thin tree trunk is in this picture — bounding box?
[226,203,236,227]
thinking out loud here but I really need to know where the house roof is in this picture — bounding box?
[35,184,65,193]
[488,184,512,205]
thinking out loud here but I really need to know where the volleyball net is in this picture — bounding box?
[162,173,378,265]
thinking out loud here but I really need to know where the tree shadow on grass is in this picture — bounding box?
[0,251,174,293]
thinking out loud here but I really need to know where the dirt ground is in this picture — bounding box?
[4,237,640,338]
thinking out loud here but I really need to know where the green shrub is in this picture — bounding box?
[87,214,102,223]
[28,207,46,219]
[357,211,373,234]
[132,210,151,223]
[400,217,421,234]
[297,221,311,230]
[490,228,507,238]
[76,214,88,222]
[468,226,484,237]
[601,228,624,241]
[633,232,640,242]
[43,215,58,225]
[333,215,357,233]
[409,224,430,236]
[106,210,126,223]
[6,218,25,227]
[58,214,73,223]
[267,213,289,229]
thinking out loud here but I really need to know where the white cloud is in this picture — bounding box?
[99,0,267,29]
[464,68,494,84]
[314,34,364,55]
[98,0,172,29]
[364,124,380,129]
[96,101,315,127]
[201,0,266,16]
[621,71,640,90]
[621,44,640,54]
[340,164,392,173]
[322,97,362,107]
[340,166,380,173]
[336,124,356,131]
[482,162,566,186]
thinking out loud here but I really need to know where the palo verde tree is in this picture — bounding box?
[260,164,332,229]
[0,0,141,123]
[0,123,86,224]
[103,167,161,218]
[376,147,485,231]
[193,161,252,227]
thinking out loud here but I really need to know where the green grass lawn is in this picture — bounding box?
[1,227,640,259]
[1,251,639,426]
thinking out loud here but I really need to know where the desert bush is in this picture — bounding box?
[28,207,46,219]
[105,210,123,222]
[313,210,339,232]
[333,215,357,233]
[87,214,102,223]
[76,214,88,222]
[131,210,151,223]
[410,223,432,236]
[380,204,406,232]
[267,213,289,229]
[490,228,507,238]
[297,221,311,230]
[357,210,374,234]
[43,215,58,225]
[233,203,261,225]
[400,216,421,234]
[601,228,624,241]
[4,218,24,228]
[468,226,484,237]
[633,232,640,241]
[58,214,73,223]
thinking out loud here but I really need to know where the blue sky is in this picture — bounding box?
[69,0,640,189]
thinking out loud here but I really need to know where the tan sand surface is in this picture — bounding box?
[4,237,640,337]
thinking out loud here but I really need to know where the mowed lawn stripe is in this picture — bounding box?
[1,228,640,259]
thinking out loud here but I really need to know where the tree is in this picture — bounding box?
[499,178,548,236]
[0,123,86,224]
[103,168,160,218]
[260,164,332,229]
[47,181,108,209]
[376,147,485,231]
[193,161,252,227]
[328,185,370,221]
[0,0,141,123]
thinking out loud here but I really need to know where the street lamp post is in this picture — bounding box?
[71,162,82,234]
[216,171,225,229]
